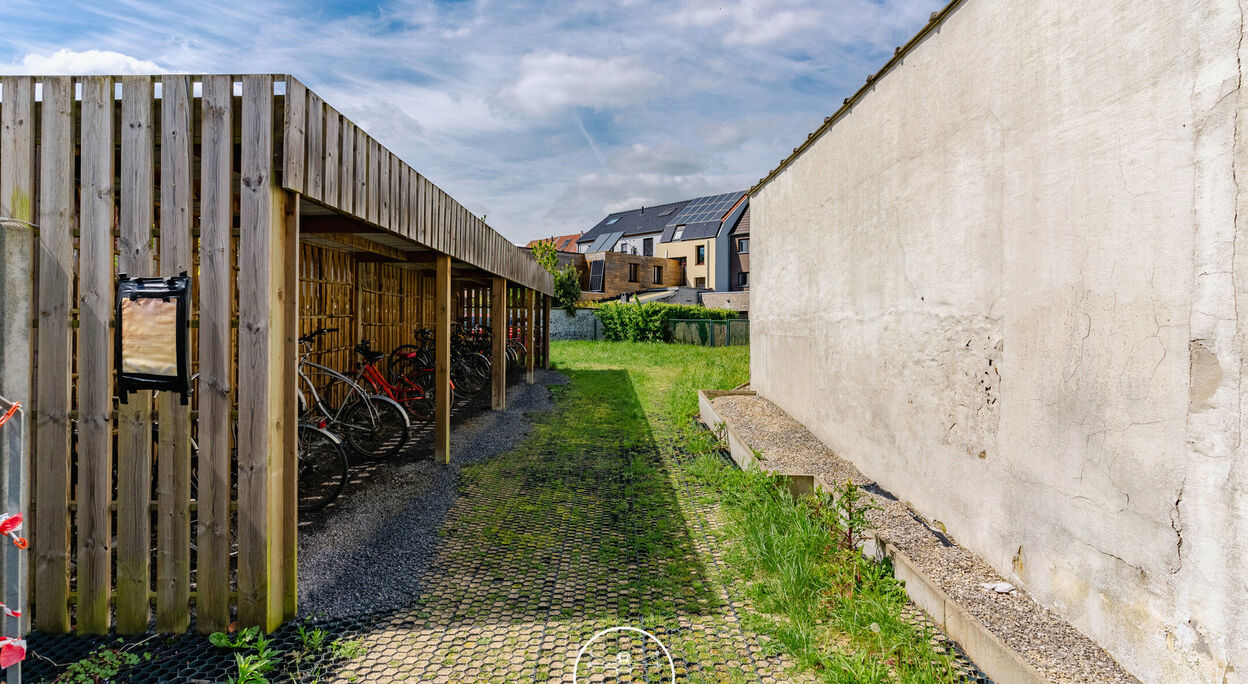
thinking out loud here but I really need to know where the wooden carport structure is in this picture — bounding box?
[0,74,552,636]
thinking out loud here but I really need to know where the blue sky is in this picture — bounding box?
[0,0,935,244]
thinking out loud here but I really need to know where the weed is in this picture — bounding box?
[54,642,143,683]
[329,638,367,660]
[297,624,328,653]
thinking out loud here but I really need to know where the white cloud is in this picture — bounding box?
[494,51,659,118]
[4,48,164,74]
[609,142,706,176]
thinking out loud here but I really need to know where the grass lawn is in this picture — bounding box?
[547,340,963,684]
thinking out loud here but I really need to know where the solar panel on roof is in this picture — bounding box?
[665,192,742,228]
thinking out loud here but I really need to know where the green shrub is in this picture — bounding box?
[593,302,736,342]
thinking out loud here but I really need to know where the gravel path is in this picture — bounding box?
[297,370,566,618]
[711,394,1140,684]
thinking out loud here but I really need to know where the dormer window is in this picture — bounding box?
[673,225,685,240]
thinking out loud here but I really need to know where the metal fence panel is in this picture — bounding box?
[669,319,749,347]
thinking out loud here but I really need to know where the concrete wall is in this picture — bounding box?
[750,2,1247,682]
[550,309,602,341]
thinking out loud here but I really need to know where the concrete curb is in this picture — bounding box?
[697,389,1050,684]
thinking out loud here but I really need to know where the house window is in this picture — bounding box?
[695,277,706,288]
[652,265,662,282]
[589,260,605,292]
[631,246,637,255]
[696,245,706,265]
[673,225,685,240]
[737,238,749,253]
[643,237,653,256]
[606,217,620,225]
[737,272,749,288]
[628,263,639,283]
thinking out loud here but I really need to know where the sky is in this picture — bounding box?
[0,0,936,245]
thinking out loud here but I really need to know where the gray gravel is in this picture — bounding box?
[297,370,567,618]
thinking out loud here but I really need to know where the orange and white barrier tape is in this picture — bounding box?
[0,514,26,550]
[0,402,18,430]
[0,637,25,668]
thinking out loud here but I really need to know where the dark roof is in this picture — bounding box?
[658,191,747,243]
[578,199,693,247]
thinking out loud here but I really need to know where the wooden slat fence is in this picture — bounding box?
[0,73,550,636]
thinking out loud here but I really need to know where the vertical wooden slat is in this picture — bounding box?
[416,175,427,246]
[156,74,193,633]
[324,109,339,208]
[390,154,401,230]
[197,75,233,634]
[491,277,507,410]
[367,140,380,225]
[305,92,323,202]
[353,127,367,218]
[116,75,155,634]
[283,76,306,193]
[339,120,354,213]
[435,254,451,464]
[378,148,390,230]
[237,74,281,631]
[76,76,115,634]
[32,76,72,634]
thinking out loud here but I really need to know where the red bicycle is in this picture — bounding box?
[354,340,451,423]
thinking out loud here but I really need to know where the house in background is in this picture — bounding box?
[577,199,690,256]
[526,233,581,253]
[655,191,748,291]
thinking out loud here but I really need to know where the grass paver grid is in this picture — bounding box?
[335,354,793,683]
[24,342,987,682]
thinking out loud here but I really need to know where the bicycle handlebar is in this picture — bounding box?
[299,327,339,344]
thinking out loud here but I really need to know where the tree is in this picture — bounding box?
[530,240,582,315]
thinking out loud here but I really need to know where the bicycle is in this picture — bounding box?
[353,339,443,423]
[298,327,411,459]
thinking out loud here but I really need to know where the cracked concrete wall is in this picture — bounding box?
[750,1,1247,682]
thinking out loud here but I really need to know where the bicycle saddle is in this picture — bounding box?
[354,342,384,364]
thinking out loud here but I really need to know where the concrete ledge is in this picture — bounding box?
[697,389,1050,684]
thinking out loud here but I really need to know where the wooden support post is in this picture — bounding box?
[280,190,300,621]
[526,289,536,384]
[491,277,507,410]
[237,74,287,632]
[543,295,552,369]
[435,254,452,464]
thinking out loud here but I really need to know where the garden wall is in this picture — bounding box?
[750,2,1247,682]
[550,309,602,341]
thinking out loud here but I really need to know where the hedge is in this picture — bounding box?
[593,302,737,342]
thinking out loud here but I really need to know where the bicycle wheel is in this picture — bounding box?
[386,344,423,383]
[341,395,410,459]
[391,355,435,421]
[297,425,349,512]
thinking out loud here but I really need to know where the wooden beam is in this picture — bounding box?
[491,277,507,411]
[435,254,452,463]
[300,214,373,234]
[526,289,536,384]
